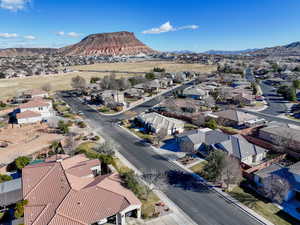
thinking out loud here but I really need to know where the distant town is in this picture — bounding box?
[0,31,300,225]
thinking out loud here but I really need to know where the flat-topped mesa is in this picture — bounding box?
[60,31,156,56]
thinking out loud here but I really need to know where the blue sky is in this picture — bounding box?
[0,0,299,52]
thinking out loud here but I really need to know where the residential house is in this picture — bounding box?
[22,154,141,225]
[253,162,300,219]
[182,86,209,100]
[23,89,49,99]
[160,77,173,88]
[233,92,256,105]
[14,99,53,124]
[137,112,185,135]
[177,128,267,165]
[94,90,125,106]
[134,79,161,93]
[212,110,258,127]
[124,88,144,98]
[258,122,300,151]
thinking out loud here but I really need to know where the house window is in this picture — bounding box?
[38,107,43,110]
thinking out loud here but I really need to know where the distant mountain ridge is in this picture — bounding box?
[0,31,155,57]
[203,49,258,55]
[250,41,300,56]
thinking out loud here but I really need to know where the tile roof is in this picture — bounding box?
[22,154,141,225]
[217,134,267,160]
[138,112,184,132]
[214,110,257,123]
[16,110,41,119]
[19,100,50,109]
[178,128,229,145]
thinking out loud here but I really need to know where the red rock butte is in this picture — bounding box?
[60,31,156,56]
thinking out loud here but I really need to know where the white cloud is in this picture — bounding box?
[142,21,198,34]
[23,35,36,40]
[56,31,65,36]
[0,33,18,38]
[57,31,81,38]
[0,0,31,11]
[67,32,80,37]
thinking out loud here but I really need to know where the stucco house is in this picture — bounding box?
[137,112,185,135]
[93,90,125,106]
[212,110,258,127]
[177,128,267,165]
[23,89,49,99]
[258,122,300,151]
[253,162,300,218]
[22,154,141,225]
[14,99,53,124]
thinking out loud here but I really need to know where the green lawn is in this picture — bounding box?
[184,123,199,130]
[190,161,207,174]
[229,186,300,225]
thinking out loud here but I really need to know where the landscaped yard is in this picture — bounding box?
[228,186,300,225]
[190,161,207,174]
[113,157,161,219]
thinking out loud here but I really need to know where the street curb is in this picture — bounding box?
[119,125,275,225]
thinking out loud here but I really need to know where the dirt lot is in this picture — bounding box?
[69,61,216,73]
[0,124,63,164]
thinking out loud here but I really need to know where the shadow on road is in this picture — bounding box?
[166,170,210,193]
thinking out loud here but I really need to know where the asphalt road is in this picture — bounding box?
[60,93,262,225]
[259,81,287,115]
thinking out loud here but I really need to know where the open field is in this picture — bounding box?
[0,61,216,100]
[69,61,216,73]
[0,71,136,100]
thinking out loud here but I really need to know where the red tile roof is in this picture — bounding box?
[16,110,41,119]
[19,100,49,109]
[22,154,141,225]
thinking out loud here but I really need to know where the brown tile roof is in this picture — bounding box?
[22,154,141,225]
[214,110,257,123]
[16,110,41,119]
[19,100,49,109]
[24,89,47,96]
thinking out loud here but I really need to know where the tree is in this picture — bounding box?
[220,155,242,191]
[14,156,31,170]
[93,140,115,156]
[261,174,290,204]
[293,80,300,89]
[58,120,69,134]
[41,83,52,92]
[90,77,101,84]
[205,118,218,130]
[153,128,168,145]
[153,67,165,73]
[0,174,12,183]
[140,169,168,200]
[203,96,216,108]
[145,72,155,80]
[277,85,297,101]
[251,82,258,95]
[118,77,131,90]
[71,75,86,90]
[201,150,226,182]
[14,200,28,219]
